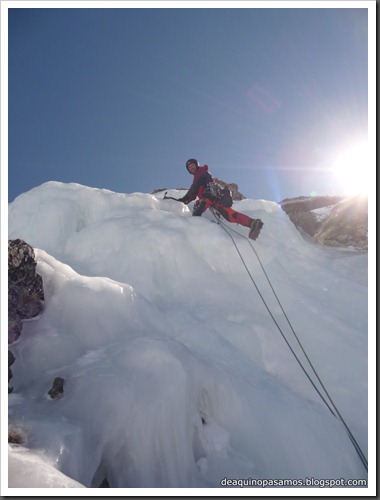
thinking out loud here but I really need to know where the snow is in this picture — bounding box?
[8,445,85,488]
[4,181,372,494]
[311,205,334,222]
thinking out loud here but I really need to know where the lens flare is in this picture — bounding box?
[332,142,370,196]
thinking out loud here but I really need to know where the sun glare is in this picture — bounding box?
[332,142,370,196]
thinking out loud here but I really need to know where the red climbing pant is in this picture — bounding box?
[193,199,252,228]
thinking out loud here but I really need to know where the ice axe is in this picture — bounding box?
[163,191,182,201]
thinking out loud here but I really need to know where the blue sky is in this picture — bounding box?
[7,3,371,203]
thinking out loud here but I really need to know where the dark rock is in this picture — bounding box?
[9,338,17,394]
[8,239,45,344]
[99,478,110,487]
[8,350,16,389]
[8,426,24,444]
[48,377,65,399]
[8,318,22,345]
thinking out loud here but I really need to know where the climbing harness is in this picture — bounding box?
[209,208,368,472]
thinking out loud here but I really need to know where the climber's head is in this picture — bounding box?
[186,159,199,174]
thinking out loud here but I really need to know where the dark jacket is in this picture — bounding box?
[181,165,213,204]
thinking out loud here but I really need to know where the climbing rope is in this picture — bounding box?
[209,208,368,472]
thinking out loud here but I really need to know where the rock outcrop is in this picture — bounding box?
[48,377,65,400]
[8,239,45,337]
[280,195,368,250]
[314,196,368,250]
[8,239,45,392]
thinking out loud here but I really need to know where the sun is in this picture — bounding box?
[332,141,370,196]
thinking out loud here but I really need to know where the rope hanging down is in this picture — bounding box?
[209,208,368,472]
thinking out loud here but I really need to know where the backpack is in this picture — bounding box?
[208,181,233,207]
[218,187,233,207]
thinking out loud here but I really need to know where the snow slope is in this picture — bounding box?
[5,182,370,492]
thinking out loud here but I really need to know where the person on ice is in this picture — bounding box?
[178,159,263,240]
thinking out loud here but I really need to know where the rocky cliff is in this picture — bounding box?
[280,195,368,251]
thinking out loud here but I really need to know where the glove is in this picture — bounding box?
[178,197,188,204]
[192,200,207,216]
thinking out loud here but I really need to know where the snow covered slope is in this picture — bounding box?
[6,182,369,491]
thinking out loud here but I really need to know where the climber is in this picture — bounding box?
[177,159,263,240]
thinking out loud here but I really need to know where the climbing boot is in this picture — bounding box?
[248,218,263,240]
